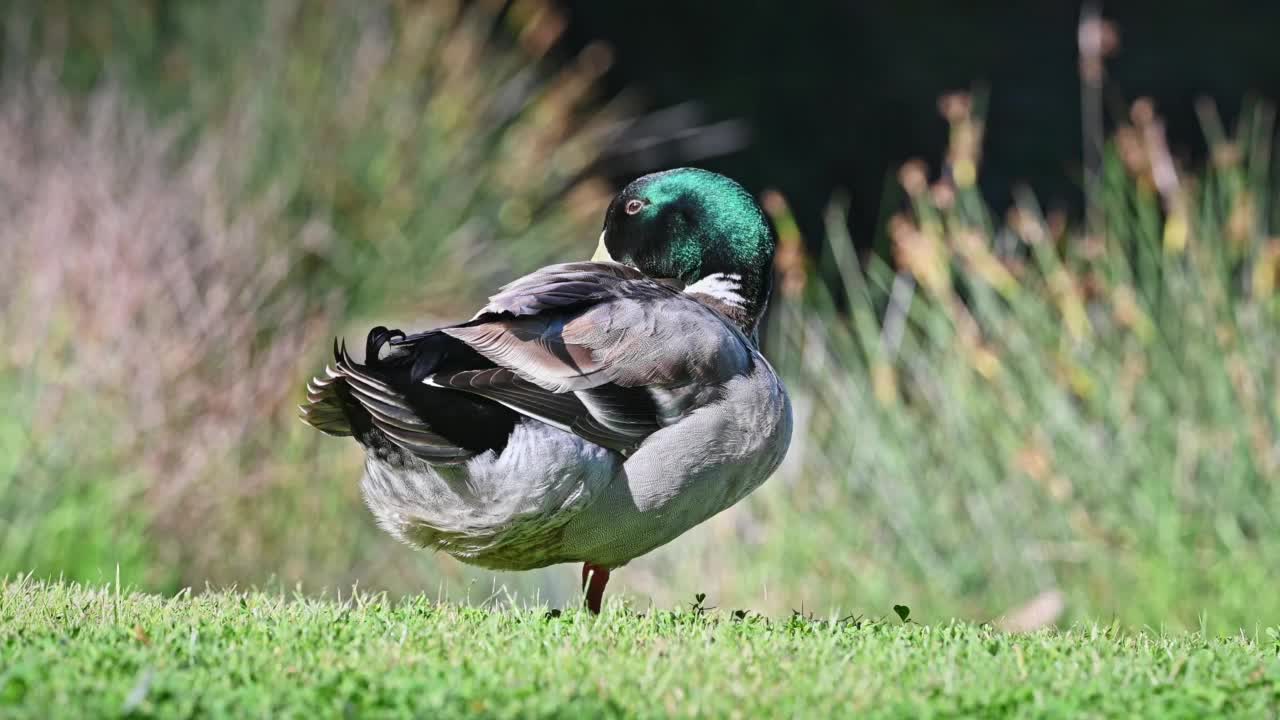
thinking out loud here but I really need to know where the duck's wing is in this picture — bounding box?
[410,261,755,452]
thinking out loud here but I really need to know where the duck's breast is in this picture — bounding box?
[559,355,793,568]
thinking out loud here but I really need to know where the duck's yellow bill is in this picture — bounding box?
[592,230,615,262]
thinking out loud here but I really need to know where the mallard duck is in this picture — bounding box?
[301,168,792,612]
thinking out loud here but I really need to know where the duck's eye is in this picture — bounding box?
[624,199,645,215]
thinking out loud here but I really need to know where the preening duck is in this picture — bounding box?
[301,168,792,612]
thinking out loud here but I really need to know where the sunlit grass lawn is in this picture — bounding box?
[3,579,1278,718]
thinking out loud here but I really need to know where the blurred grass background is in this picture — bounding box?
[2,1,1278,633]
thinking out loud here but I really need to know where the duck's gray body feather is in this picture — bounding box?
[305,261,792,570]
[360,420,619,569]
[359,350,790,570]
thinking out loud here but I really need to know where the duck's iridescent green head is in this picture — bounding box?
[594,168,776,334]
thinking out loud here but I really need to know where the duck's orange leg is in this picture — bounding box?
[580,563,611,614]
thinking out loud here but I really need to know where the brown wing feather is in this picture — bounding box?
[427,367,654,453]
[440,261,754,434]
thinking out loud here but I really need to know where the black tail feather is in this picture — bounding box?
[300,326,520,461]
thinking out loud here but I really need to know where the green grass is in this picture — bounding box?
[3,580,1279,718]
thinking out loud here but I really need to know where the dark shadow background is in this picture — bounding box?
[558,1,1280,250]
